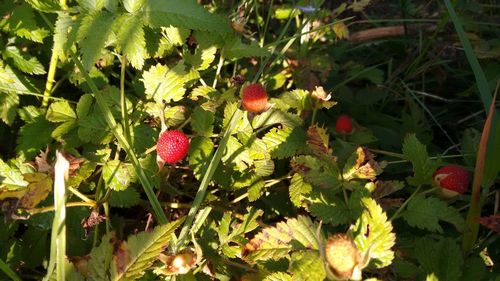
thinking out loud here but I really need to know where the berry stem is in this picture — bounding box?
[389,185,422,221]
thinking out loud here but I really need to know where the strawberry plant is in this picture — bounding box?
[0,0,499,280]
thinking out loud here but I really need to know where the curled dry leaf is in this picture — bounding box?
[478,215,500,234]
[157,250,197,275]
[307,125,330,155]
[343,147,385,181]
[33,148,85,177]
[81,210,106,236]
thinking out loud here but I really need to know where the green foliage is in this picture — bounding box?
[0,0,497,279]
[242,215,321,262]
[413,237,463,281]
[402,193,466,233]
[102,160,136,191]
[0,65,39,125]
[2,46,46,75]
[142,62,199,103]
[288,251,326,281]
[352,197,395,268]
[263,127,307,159]
[402,134,437,186]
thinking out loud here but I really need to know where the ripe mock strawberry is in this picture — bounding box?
[241,83,268,113]
[325,234,362,280]
[335,114,353,134]
[433,165,470,197]
[157,130,190,164]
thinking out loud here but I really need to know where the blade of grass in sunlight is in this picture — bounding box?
[175,109,244,250]
[443,0,491,109]
[44,151,69,281]
[463,89,498,253]
[0,258,21,281]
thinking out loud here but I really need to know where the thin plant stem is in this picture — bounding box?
[212,53,225,88]
[175,109,243,251]
[120,55,131,141]
[28,202,94,215]
[390,185,422,221]
[68,186,95,204]
[42,50,58,107]
[0,258,22,281]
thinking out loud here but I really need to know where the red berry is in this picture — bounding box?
[242,83,268,113]
[433,165,470,197]
[335,114,353,134]
[156,130,190,164]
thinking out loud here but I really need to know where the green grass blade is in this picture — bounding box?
[0,258,22,281]
[175,109,244,250]
[69,50,168,225]
[463,91,498,253]
[44,151,69,281]
[443,0,491,110]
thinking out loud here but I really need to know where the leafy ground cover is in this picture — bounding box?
[0,0,499,280]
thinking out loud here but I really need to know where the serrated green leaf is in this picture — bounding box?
[16,117,55,159]
[78,110,114,144]
[289,173,312,207]
[254,158,274,177]
[68,161,97,188]
[0,159,28,189]
[123,0,145,13]
[109,187,141,208]
[164,105,187,127]
[273,89,312,111]
[53,13,76,61]
[51,120,77,140]
[414,237,463,281]
[291,155,341,189]
[352,197,395,268]
[46,101,76,122]
[4,4,49,42]
[189,85,219,101]
[110,218,184,280]
[130,124,155,155]
[115,14,146,69]
[222,136,252,171]
[144,0,230,33]
[77,10,115,70]
[76,94,93,118]
[252,108,302,129]
[24,0,61,13]
[191,107,214,137]
[142,62,199,103]
[0,91,19,126]
[308,193,355,226]
[185,42,217,71]
[263,272,292,281]
[223,37,270,60]
[262,127,307,159]
[3,46,46,75]
[402,193,466,233]
[102,160,136,191]
[79,0,105,12]
[188,136,214,180]
[242,215,320,262]
[86,232,114,280]
[289,251,326,281]
[162,26,190,46]
[248,180,265,202]
[0,65,40,125]
[402,134,436,186]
